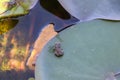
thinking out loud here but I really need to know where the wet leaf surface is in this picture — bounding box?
[36,20,120,80]
[58,0,120,21]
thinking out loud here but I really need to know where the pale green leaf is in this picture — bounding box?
[0,0,38,19]
[58,0,120,21]
[36,20,120,80]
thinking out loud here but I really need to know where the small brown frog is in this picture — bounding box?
[54,42,64,57]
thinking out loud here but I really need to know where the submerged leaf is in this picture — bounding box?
[0,19,18,34]
[58,0,120,21]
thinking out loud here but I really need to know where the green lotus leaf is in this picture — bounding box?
[58,0,120,21]
[0,0,38,19]
[36,20,120,80]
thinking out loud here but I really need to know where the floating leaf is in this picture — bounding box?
[28,0,39,9]
[36,20,120,80]
[0,0,10,14]
[58,0,120,21]
[0,0,38,19]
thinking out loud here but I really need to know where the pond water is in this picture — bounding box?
[0,0,78,80]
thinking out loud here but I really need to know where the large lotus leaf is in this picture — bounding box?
[0,0,38,19]
[58,0,120,21]
[36,20,120,80]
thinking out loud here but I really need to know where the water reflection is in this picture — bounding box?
[40,0,71,19]
[0,0,78,79]
[0,69,34,80]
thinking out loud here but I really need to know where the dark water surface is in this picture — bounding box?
[0,69,34,80]
[15,0,78,44]
[0,0,78,80]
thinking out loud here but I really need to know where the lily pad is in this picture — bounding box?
[36,20,120,80]
[58,0,120,21]
[0,0,38,19]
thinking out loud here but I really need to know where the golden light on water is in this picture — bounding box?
[27,24,57,69]
[0,33,26,71]
[0,18,57,71]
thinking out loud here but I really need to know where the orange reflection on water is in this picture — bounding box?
[0,31,26,71]
[8,59,25,71]
[27,24,57,69]
[0,22,57,71]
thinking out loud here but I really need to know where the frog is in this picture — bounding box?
[54,42,64,57]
